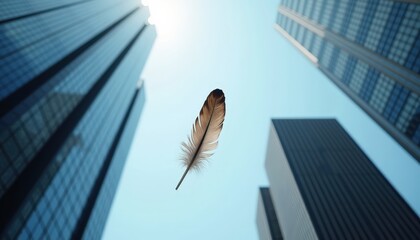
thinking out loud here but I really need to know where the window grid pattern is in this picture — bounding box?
[309,35,323,58]
[281,0,294,12]
[388,4,419,66]
[354,1,379,45]
[332,50,350,80]
[300,27,308,49]
[330,1,348,34]
[282,15,291,33]
[318,41,327,64]
[303,0,314,19]
[82,150,120,240]
[318,41,335,70]
[0,0,82,21]
[0,0,138,101]
[0,9,144,198]
[15,74,133,240]
[265,124,319,240]
[359,68,380,102]
[363,2,393,53]
[338,1,356,37]
[345,1,367,42]
[328,47,340,73]
[311,0,324,25]
[340,57,357,86]
[348,61,369,95]
[0,0,125,58]
[307,0,317,20]
[324,56,418,146]
[376,3,408,57]
[298,24,306,44]
[272,119,420,239]
[294,0,304,17]
[280,0,420,71]
[83,87,146,240]
[83,27,155,239]
[302,28,313,51]
[308,30,317,51]
[369,75,395,114]
[319,1,333,28]
[5,22,149,239]
[277,0,420,154]
[383,85,410,124]
[289,20,298,40]
[277,14,285,31]
[396,93,420,133]
[404,31,420,73]
[326,1,339,30]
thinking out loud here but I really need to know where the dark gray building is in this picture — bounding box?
[275,0,420,160]
[0,1,155,239]
[257,119,420,239]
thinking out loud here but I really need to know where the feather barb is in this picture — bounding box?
[175,89,226,190]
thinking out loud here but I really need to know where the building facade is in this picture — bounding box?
[257,119,420,239]
[256,187,283,240]
[0,1,155,239]
[275,0,420,160]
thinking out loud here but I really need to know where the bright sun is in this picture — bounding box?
[141,0,186,43]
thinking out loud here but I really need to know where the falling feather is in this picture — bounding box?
[175,89,226,190]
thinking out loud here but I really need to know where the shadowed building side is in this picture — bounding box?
[257,119,420,240]
[256,187,283,240]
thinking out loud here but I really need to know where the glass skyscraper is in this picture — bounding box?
[0,1,155,239]
[257,119,420,240]
[275,0,420,160]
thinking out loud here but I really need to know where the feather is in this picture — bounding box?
[175,89,226,190]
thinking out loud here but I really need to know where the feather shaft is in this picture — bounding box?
[175,164,192,190]
[175,89,225,190]
[176,107,214,190]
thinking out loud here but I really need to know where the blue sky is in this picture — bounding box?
[103,0,420,239]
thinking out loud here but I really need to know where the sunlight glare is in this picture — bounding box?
[141,0,186,43]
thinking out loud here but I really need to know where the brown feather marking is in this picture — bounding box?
[176,89,226,190]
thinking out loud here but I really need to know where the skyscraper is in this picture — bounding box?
[256,187,283,240]
[275,0,420,160]
[0,1,155,239]
[257,119,420,239]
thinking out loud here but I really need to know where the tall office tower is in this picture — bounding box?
[0,1,155,239]
[256,187,283,240]
[275,1,420,160]
[257,119,420,240]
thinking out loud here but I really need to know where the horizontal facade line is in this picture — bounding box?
[0,0,90,24]
[278,6,420,95]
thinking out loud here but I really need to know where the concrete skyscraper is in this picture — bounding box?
[0,1,155,239]
[275,0,420,160]
[257,119,420,239]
